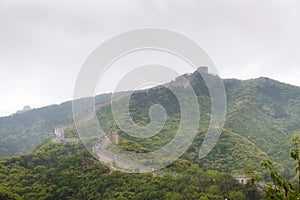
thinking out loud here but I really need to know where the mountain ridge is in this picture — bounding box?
[0,72,299,173]
[0,71,299,199]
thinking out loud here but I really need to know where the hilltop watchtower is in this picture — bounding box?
[198,66,209,73]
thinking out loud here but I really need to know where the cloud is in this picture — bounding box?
[0,0,299,116]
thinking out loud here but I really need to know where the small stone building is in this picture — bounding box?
[232,174,251,185]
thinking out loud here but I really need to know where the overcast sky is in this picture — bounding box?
[0,0,299,117]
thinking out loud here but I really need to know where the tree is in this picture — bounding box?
[257,136,300,199]
[229,191,246,200]
[261,160,295,199]
[290,136,300,193]
[0,188,20,200]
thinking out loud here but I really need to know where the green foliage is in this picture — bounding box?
[0,187,21,200]
[229,191,247,200]
[197,129,270,172]
[252,136,300,199]
[94,73,300,175]
[64,127,80,139]
[1,71,300,199]
[0,141,261,199]
[224,77,300,172]
[260,160,299,199]
[0,93,112,158]
[2,71,300,174]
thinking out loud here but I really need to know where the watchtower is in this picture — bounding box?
[232,174,251,185]
[198,66,208,73]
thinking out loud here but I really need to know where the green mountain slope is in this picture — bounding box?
[0,139,261,200]
[224,77,300,169]
[93,72,300,172]
[197,129,269,172]
[0,93,112,158]
[1,70,300,174]
[1,70,300,199]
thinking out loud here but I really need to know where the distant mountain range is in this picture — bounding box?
[1,70,300,199]
[0,93,112,158]
[1,70,300,174]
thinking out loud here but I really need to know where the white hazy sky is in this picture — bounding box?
[0,0,299,117]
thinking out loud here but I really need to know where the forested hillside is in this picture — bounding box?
[94,71,300,173]
[0,93,112,158]
[0,70,300,199]
[0,139,261,200]
[224,77,300,171]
